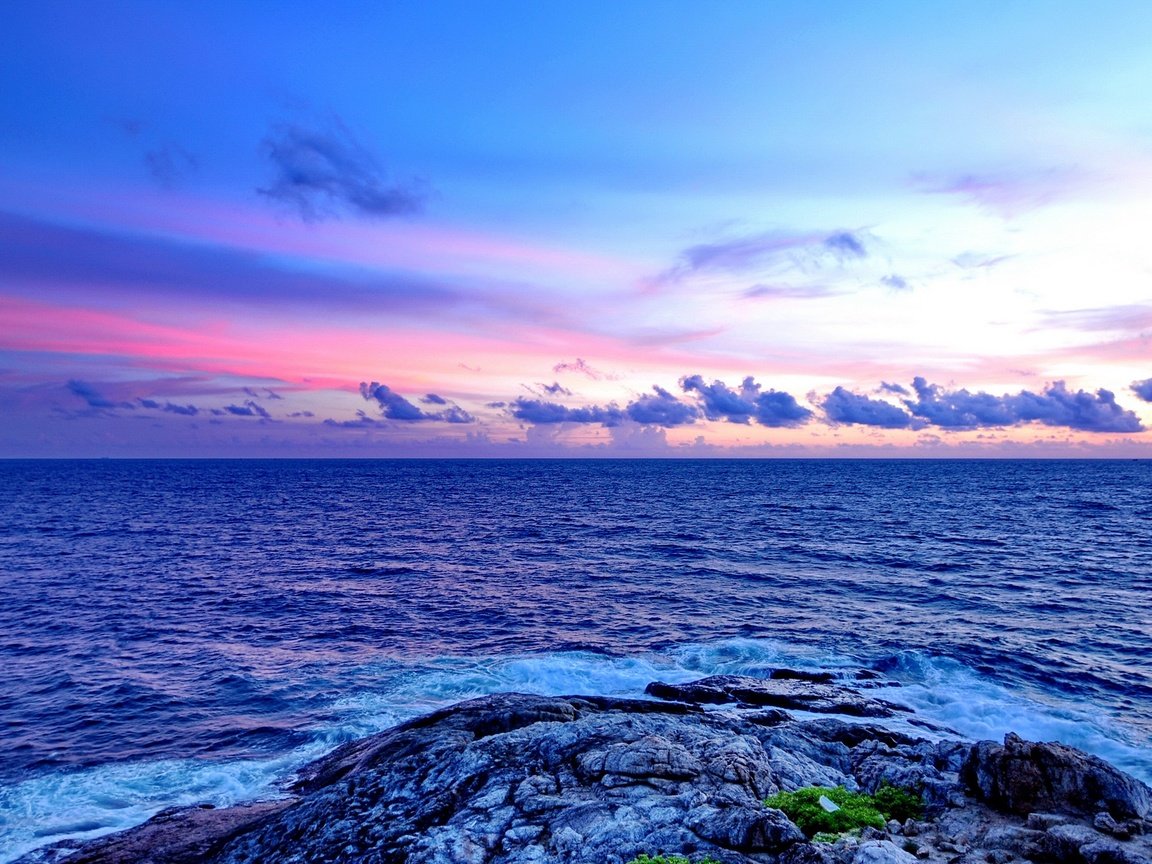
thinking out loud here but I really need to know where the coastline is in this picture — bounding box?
[18,671,1152,864]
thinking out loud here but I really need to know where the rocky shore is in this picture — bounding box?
[22,672,1152,864]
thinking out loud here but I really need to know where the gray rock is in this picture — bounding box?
[963,732,1152,819]
[851,839,917,863]
[646,675,910,718]
[33,684,1152,864]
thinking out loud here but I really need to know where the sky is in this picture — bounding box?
[3,0,1152,457]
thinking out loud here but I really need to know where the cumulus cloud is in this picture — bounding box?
[625,386,699,427]
[1132,378,1152,402]
[223,400,271,419]
[509,397,625,426]
[680,375,812,427]
[138,398,198,416]
[904,377,1143,433]
[421,393,448,405]
[360,381,474,423]
[258,120,427,221]
[822,387,915,428]
[879,381,909,396]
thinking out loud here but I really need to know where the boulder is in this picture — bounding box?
[963,732,1152,819]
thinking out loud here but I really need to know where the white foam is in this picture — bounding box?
[0,742,328,864]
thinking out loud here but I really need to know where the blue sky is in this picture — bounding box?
[3,1,1152,456]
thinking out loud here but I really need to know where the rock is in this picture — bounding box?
[851,839,918,863]
[31,682,1152,864]
[981,824,1044,858]
[1042,822,1108,860]
[1026,811,1074,830]
[646,675,910,718]
[963,732,1152,819]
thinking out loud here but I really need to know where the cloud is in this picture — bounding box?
[421,393,448,405]
[822,387,915,428]
[824,231,867,259]
[360,381,474,423]
[553,358,611,380]
[879,381,909,395]
[915,169,1072,217]
[258,120,427,221]
[138,398,198,416]
[881,274,909,291]
[539,382,572,396]
[904,377,1143,433]
[509,397,625,426]
[625,386,699,427]
[223,400,271,419]
[743,283,837,300]
[67,380,132,410]
[659,229,869,286]
[144,143,197,188]
[680,375,812,427]
[1132,378,1152,402]
[0,211,458,313]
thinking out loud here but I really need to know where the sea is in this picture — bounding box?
[1,458,1150,862]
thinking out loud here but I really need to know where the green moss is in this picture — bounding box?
[625,856,722,864]
[763,783,922,838]
[873,782,924,822]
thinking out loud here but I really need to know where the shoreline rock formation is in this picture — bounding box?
[20,674,1152,864]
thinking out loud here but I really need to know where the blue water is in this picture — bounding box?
[1,459,1151,861]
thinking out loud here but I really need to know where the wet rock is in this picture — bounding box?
[646,675,910,718]
[963,732,1152,819]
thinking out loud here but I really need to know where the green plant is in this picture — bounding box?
[763,783,922,838]
[872,782,924,822]
[811,832,842,844]
[625,856,722,864]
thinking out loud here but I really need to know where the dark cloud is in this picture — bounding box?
[822,387,914,429]
[509,397,625,426]
[258,121,426,221]
[680,375,812,427]
[553,358,609,380]
[289,410,315,418]
[144,143,197,188]
[625,386,699,427]
[1132,378,1152,402]
[222,400,271,419]
[904,377,1143,433]
[421,393,448,405]
[539,382,572,396]
[138,398,198,416]
[264,389,284,400]
[879,381,909,395]
[67,380,133,410]
[360,381,473,423]
[0,211,457,313]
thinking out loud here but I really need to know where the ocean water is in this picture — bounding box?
[1,458,1150,861]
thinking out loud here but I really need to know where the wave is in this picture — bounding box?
[3,638,1150,863]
